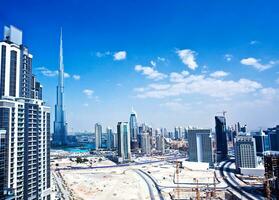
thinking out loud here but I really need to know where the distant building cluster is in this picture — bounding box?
[91,109,166,163]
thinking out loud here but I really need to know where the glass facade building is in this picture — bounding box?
[117,122,131,161]
[106,127,113,150]
[95,123,102,150]
[129,110,138,150]
[188,128,213,164]
[266,125,279,151]
[215,116,228,162]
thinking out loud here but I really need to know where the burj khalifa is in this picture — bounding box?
[53,29,68,146]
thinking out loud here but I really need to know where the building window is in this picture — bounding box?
[9,50,17,97]
[0,45,6,96]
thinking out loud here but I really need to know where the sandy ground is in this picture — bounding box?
[54,158,225,200]
[61,168,150,200]
[141,162,216,186]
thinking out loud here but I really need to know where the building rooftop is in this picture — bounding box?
[263,151,279,156]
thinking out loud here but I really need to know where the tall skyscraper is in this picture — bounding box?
[234,135,257,170]
[141,132,151,155]
[184,127,188,140]
[129,108,138,150]
[215,116,228,162]
[178,127,183,139]
[117,122,131,162]
[53,29,68,146]
[95,123,102,150]
[174,127,179,140]
[252,130,269,156]
[106,127,113,150]
[266,125,279,151]
[0,25,51,199]
[188,129,213,164]
[156,133,165,154]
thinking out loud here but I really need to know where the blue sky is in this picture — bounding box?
[1,0,279,132]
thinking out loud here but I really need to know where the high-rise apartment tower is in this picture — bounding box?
[0,25,51,200]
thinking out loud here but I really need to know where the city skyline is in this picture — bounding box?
[1,1,279,131]
[1,2,279,200]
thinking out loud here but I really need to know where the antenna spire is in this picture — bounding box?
[59,27,64,88]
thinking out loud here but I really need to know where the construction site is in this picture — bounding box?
[168,161,224,200]
[51,156,232,200]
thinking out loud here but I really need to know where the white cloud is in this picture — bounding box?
[73,75,80,80]
[134,87,146,92]
[135,71,263,99]
[36,67,70,78]
[210,71,229,78]
[96,51,127,61]
[64,72,70,78]
[150,60,156,67]
[259,88,278,100]
[170,71,189,82]
[176,49,198,70]
[96,51,111,57]
[83,103,89,107]
[36,67,57,77]
[135,65,167,81]
[276,78,279,84]
[83,89,94,98]
[149,83,171,90]
[240,57,276,71]
[114,51,127,60]
[224,54,233,62]
[260,88,277,96]
[254,88,279,104]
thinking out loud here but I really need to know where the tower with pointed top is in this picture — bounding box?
[53,29,68,146]
[130,107,139,150]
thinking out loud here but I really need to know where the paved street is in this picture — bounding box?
[219,160,265,200]
[52,171,71,200]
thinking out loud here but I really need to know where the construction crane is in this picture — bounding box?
[176,161,180,200]
[217,110,227,117]
[193,178,200,200]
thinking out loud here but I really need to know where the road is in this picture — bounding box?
[55,155,186,171]
[134,169,164,200]
[219,160,264,200]
[139,168,228,191]
[52,171,71,200]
